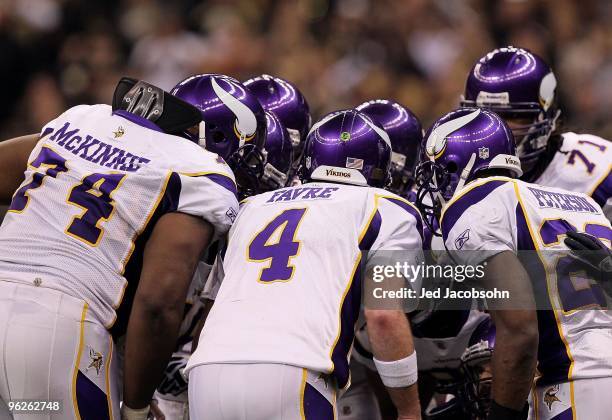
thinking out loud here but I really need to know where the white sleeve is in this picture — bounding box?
[442,181,516,265]
[364,195,425,297]
[176,172,239,240]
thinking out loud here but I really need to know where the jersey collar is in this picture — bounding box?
[112,110,163,132]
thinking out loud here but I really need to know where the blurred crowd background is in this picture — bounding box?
[1,0,611,139]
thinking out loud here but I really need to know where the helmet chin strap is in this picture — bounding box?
[453,152,477,198]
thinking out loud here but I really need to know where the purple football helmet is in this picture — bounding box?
[244,74,311,160]
[301,109,392,188]
[459,317,496,419]
[259,111,293,192]
[415,108,522,232]
[461,46,561,172]
[356,99,423,197]
[171,74,267,197]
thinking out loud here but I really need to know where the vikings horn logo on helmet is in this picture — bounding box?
[426,109,481,159]
[539,72,557,111]
[360,114,392,148]
[211,77,258,144]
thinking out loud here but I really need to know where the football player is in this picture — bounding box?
[244,74,312,179]
[418,107,612,419]
[151,109,293,420]
[187,109,424,419]
[461,46,611,219]
[356,99,492,418]
[172,73,268,199]
[149,73,275,420]
[258,110,295,191]
[0,78,239,420]
[356,99,423,200]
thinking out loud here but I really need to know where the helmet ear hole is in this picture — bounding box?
[446,161,458,174]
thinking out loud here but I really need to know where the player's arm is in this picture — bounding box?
[0,134,39,203]
[363,197,424,419]
[365,305,420,420]
[122,212,213,417]
[484,251,538,419]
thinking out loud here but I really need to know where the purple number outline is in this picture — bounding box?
[248,207,307,283]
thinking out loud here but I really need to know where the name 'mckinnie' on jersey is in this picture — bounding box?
[0,104,239,334]
[536,132,611,219]
[186,182,424,390]
[441,176,612,386]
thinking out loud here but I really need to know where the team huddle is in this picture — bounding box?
[0,46,610,420]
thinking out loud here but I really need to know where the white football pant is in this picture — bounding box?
[188,363,337,420]
[529,378,612,420]
[0,280,119,420]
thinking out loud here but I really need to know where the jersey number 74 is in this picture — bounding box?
[8,146,126,246]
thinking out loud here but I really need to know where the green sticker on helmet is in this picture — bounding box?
[340,131,351,141]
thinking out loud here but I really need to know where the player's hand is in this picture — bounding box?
[564,231,612,273]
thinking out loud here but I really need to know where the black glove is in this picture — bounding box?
[564,231,612,273]
[486,401,528,420]
[156,353,189,397]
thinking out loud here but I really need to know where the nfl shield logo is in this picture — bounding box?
[478,147,489,159]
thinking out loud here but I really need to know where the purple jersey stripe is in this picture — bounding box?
[303,383,334,419]
[330,260,363,389]
[590,168,611,208]
[112,109,163,132]
[550,407,574,420]
[441,180,508,243]
[76,371,111,420]
[201,173,238,197]
[515,204,573,386]
[359,210,382,251]
[382,197,424,242]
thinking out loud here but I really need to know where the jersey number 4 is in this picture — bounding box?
[248,208,307,283]
[8,146,126,246]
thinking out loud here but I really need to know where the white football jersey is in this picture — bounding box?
[536,132,611,219]
[0,104,239,333]
[442,176,612,385]
[187,182,424,389]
